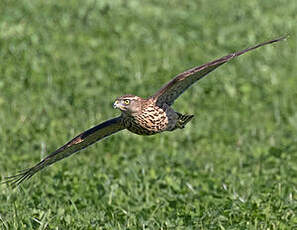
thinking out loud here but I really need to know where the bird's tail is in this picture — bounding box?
[176,113,194,129]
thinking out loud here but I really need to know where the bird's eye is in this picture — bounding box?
[124,99,130,105]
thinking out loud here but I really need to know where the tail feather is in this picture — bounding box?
[176,113,194,129]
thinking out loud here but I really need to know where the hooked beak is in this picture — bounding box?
[113,100,120,109]
[113,99,127,111]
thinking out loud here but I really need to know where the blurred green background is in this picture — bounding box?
[0,0,296,229]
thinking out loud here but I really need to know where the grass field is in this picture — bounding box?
[0,0,296,229]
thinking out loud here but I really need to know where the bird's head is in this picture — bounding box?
[113,95,143,114]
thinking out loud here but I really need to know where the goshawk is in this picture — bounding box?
[3,36,286,187]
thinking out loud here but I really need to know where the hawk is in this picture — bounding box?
[3,36,286,187]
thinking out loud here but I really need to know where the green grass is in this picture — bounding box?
[0,0,296,229]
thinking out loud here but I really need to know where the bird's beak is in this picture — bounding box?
[113,100,119,109]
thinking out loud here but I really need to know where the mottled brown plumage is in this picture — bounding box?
[118,96,180,135]
[3,36,286,187]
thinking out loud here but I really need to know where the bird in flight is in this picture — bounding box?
[3,36,286,187]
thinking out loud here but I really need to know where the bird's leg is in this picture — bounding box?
[175,113,194,129]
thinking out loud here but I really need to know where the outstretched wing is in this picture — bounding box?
[153,36,286,106]
[3,116,124,187]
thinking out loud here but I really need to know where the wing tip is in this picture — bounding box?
[1,167,35,188]
[269,34,289,44]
